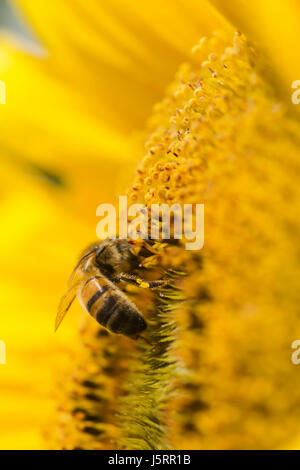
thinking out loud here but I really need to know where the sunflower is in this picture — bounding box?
[0,0,300,450]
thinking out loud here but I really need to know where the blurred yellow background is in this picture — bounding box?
[0,0,299,449]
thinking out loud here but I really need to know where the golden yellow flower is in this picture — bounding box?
[0,0,300,450]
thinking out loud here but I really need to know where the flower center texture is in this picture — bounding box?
[58,32,300,451]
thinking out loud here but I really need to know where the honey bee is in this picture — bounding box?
[55,238,167,339]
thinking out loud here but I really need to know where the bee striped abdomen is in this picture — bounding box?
[80,276,114,326]
[79,274,147,337]
[96,296,120,326]
[86,289,107,311]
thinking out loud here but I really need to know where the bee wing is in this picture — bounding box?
[55,283,79,332]
[68,246,99,284]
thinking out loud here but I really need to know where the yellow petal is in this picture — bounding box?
[10,0,230,132]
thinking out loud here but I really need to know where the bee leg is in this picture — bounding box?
[139,254,161,267]
[128,239,160,257]
[117,273,167,289]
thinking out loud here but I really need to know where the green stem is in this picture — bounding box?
[118,270,185,450]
